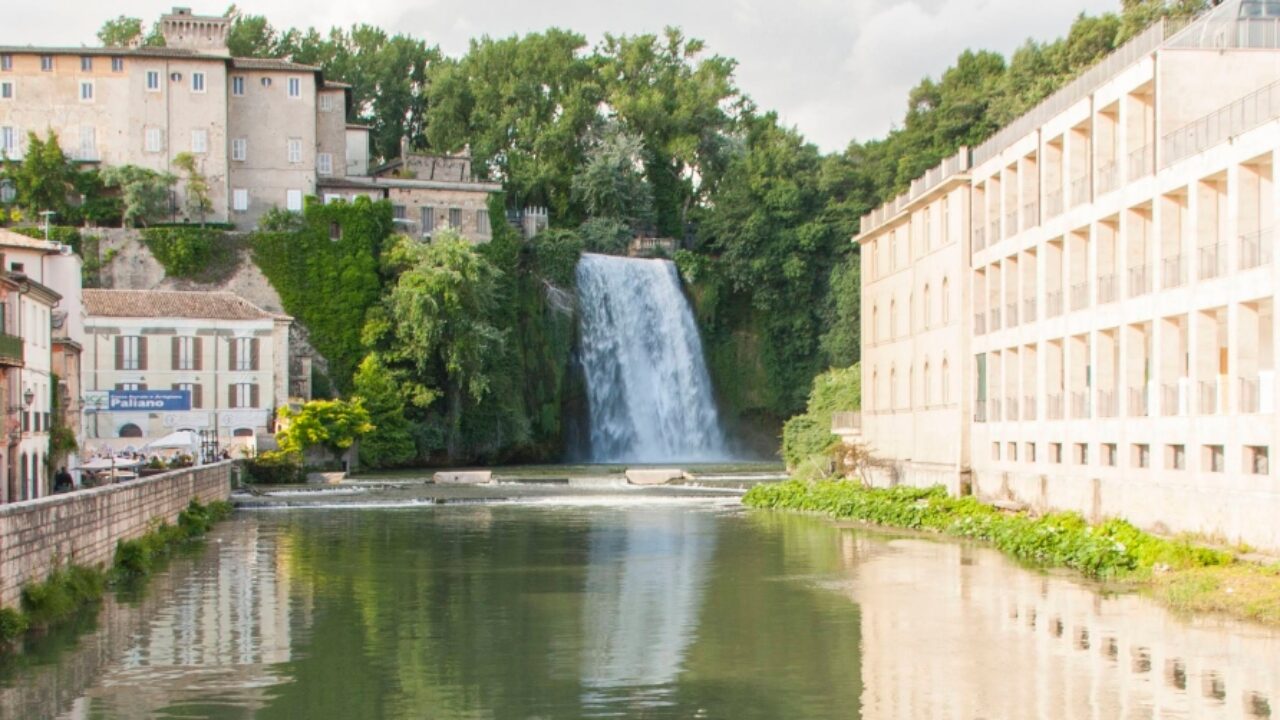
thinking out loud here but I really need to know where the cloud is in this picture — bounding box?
[12,0,1118,152]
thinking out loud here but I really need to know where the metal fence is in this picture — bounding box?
[1163,76,1280,168]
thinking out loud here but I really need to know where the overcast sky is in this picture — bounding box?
[11,0,1117,152]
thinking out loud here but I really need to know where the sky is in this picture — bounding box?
[11,0,1117,152]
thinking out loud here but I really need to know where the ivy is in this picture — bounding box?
[140,227,244,281]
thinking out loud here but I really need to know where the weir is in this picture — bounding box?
[573,253,731,463]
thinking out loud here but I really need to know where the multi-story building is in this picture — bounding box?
[856,0,1280,550]
[0,7,363,229]
[82,289,291,447]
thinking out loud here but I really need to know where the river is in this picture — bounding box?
[2,497,1277,719]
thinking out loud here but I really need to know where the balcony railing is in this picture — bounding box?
[1070,281,1090,311]
[1071,391,1091,419]
[0,333,23,367]
[1162,253,1186,288]
[989,221,1000,245]
[1005,211,1018,239]
[1044,188,1063,219]
[990,307,1002,331]
[1071,174,1091,207]
[1045,290,1064,318]
[1006,397,1020,421]
[1199,242,1226,280]
[990,398,1003,422]
[1128,387,1150,417]
[1022,200,1039,230]
[1239,227,1274,270]
[1097,273,1118,304]
[1128,143,1152,179]
[1128,264,1150,297]
[1046,393,1064,420]
[831,411,862,434]
[1097,389,1118,418]
[1096,160,1119,195]
[1162,381,1187,416]
[975,401,988,423]
[974,312,987,335]
[1023,297,1037,323]
[1163,74,1280,168]
[1023,395,1037,421]
[1240,376,1261,414]
[1006,302,1019,327]
[973,225,986,251]
[1199,378,1225,415]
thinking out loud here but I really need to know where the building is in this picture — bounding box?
[856,0,1280,550]
[82,289,291,448]
[0,7,364,229]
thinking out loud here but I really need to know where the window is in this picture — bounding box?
[1168,444,1186,470]
[287,76,301,97]
[449,207,462,228]
[286,189,303,212]
[317,152,333,175]
[0,82,11,100]
[1133,443,1150,469]
[1025,442,1037,463]
[329,221,342,240]
[477,209,490,234]
[115,382,144,392]
[231,383,259,409]
[80,56,93,72]
[260,77,272,87]
[0,55,10,71]
[942,277,950,322]
[146,70,161,91]
[192,71,206,92]
[233,189,249,212]
[191,128,208,154]
[1075,443,1089,465]
[1246,446,1269,475]
[392,204,407,220]
[116,335,146,370]
[145,127,163,153]
[0,179,14,203]
[174,382,203,409]
[232,76,245,96]
[232,138,247,161]
[79,80,94,102]
[79,126,95,159]
[1102,443,1117,467]
[421,207,434,235]
[1050,442,1063,464]
[111,57,124,72]
[0,126,16,157]
[40,56,53,72]
[118,423,143,438]
[233,337,259,371]
[1007,442,1017,462]
[287,138,302,163]
[992,442,1001,461]
[319,93,334,112]
[1204,444,1225,473]
[10,261,23,273]
[172,336,200,371]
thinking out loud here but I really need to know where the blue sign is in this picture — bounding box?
[107,390,191,412]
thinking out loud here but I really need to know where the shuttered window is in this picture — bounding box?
[174,382,203,409]
[115,336,146,370]
[171,336,201,370]
[233,337,259,371]
[230,383,259,408]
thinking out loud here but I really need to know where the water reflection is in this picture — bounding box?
[0,504,1276,720]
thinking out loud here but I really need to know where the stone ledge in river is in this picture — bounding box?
[307,471,347,484]
[434,470,493,484]
[625,468,684,485]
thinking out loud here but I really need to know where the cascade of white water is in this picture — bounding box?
[574,253,731,462]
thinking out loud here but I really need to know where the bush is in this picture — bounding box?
[141,226,242,279]
[781,364,860,467]
[0,608,29,643]
[244,451,305,484]
[20,564,105,629]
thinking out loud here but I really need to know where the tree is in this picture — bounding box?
[352,353,417,468]
[366,230,503,458]
[100,165,175,227]
[10,131,75,219]
[97,15,164,47]
[225,5,280,58]
[276,398,373,464]
[571,125,653,228]
[172,152,212,224]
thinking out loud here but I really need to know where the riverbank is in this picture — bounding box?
[743,480,1280,626]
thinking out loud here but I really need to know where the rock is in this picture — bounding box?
[434,471,492,484]
[625,468,684,485]
[307,471,345,485]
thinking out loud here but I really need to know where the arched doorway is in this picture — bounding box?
[119,424,143,438]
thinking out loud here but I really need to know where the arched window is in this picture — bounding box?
[19,453,28,501]
[923,284,932,328]
[870,369,878,411]
[872,306,878,344]
[119,423,143,438]
[890,366,898,410]
[890,299,897,339]
[233,428,254,437]
[909,365,915,408]
[924,361,932,406]
[942,277,951,323]
[942,357,951,404]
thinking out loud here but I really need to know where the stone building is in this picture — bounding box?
[857,0,1280,550]
[82,289,291,450]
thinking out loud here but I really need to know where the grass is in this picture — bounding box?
[1153,563,1280,625]
[0,499,233,650]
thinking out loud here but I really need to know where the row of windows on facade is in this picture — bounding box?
[112,381,260,409]
[391,205,491,235]
[866,359,953,412]
[869,278,952,344]
[0,299,53,350]
[866,196,954,281]
[988,440,1270,476]
[14,451,46,502]
[114,336,261,372]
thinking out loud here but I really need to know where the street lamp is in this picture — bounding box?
[22,387,33,408]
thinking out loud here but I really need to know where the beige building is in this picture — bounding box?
[856,1,1280,550]
[0,7,363,229]
[82,290,291,448]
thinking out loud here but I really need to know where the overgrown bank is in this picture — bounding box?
[744,481,1280,625]
[0,499,233,652]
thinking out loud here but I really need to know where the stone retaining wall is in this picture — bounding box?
[0,462,232,608]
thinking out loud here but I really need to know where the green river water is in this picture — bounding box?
[2,495,1277,719]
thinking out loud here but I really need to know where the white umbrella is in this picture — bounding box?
[146,430,200,451]
[80,457,143,471]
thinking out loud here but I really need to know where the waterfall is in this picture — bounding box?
[574,253,731,463]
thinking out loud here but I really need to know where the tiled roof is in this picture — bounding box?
[0,45,212,60]
[0,228,63,253]
[323,80,352,89]
[230,57,320,72]
[84,290,287,321]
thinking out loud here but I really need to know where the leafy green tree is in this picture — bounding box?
[571,125,653,228]
[225,5,280,58]
[352,354,418,468]
[97,16,144,47]
[276,398,373,464]
[172,152,212,224]
[819,255,860,367]
[100,165,175,227]
[10,131,76,219]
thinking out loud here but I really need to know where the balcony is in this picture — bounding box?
[989,220,1000,246]
[1006,302,1018,327]
[831,411,862,435]
[1128,143,1152,179]
[974,311,987,335]
[1070,281,1090,311]
[1071,173,1091,207]
[1044,188,1064,218]
[1023,297,1037,323]
[1199,378,1225,414]
[990,398,1003,422]
[1097,274,1118,304]
[1097,389,1118,418]
[0,333,23,367]
[1071,391,1091,419]
[1046,393,1064,420]
[1162,254,1186,288]
[1199,242,1225,280]
[1096,160,1119,195]
[1128,264,1150,297]
[973,225,986,251]
[990,307,1002,331]
[1240,376,1261,414]
[1128,387,1150,417]
[1005,211,1018,239]
[1162,380,1189,416]
[975,402,987,423]
[1239,228,1274,270]
[1022,200,1039,231]
[1023,395,1037,421]
[1045,289,1064,318]
[1006,397,1020,421]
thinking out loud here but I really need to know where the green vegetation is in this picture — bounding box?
[745,481,1232,579]
[113,499,234,577]
[243,451,307,484]
[276,398,374,464]
[781,365,860,470]
[100,165,175,227]
[172,152,213,224]
[141,226,243,280]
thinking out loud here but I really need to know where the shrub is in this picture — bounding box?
[244,451,305,484]
[20,564,105,629]
[141,226,242,279]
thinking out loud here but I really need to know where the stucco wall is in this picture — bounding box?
[0,461,232,608]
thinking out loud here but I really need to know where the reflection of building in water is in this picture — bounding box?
[0,517,303,720]
[842,532,1279,719]
[580,508,717,693]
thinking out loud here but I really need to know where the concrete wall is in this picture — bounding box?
[227,69,317,228]
[0,461,232,608]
